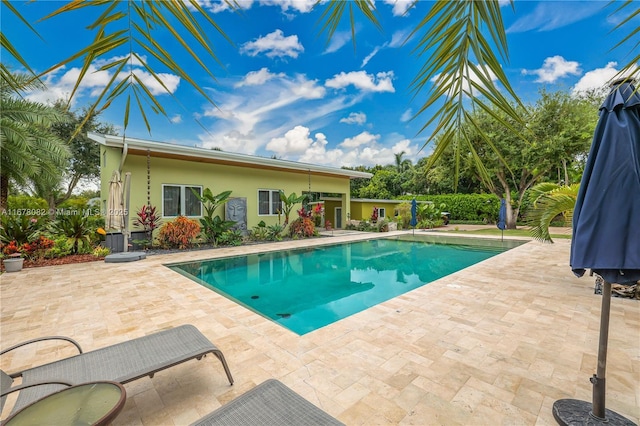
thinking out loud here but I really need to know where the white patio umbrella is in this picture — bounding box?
[106,170,125,231]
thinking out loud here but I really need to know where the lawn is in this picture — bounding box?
[442,227,572,240]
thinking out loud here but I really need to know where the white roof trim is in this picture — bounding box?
[89,132,372,179]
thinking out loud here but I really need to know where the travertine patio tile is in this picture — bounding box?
[1,232,638,425]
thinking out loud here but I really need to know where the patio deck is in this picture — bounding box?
[1,231,638,425]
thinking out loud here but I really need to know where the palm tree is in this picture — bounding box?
[2,1,637,176]
[525,182,580,242]
[0,73,70,211]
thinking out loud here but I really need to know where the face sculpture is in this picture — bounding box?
[226,198,247,231]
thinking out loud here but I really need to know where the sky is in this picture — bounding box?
[2,0,638,169]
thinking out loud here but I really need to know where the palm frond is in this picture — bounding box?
[525,183,579,242]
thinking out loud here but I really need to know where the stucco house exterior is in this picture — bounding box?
[89,133,372,237]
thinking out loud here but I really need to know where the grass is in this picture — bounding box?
[442,227,572,240]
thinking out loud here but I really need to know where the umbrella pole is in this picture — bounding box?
[592,279,611,419]
[552,279,635,426]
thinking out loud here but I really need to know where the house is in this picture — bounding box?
[323,197,405,224]
[89,133,372,237]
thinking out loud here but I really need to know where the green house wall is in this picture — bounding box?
[100,147,353,231]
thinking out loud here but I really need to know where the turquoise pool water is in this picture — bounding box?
[168,235,524,335]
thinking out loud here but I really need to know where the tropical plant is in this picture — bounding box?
[289,217,316,239]
[49,213,93,254]
[133,204,161,241]
[92,246,111,257]
[157,216,200,249]
[249,221,269,241]
[418,202,447,229]
[3,1,637,190]
[279,191,307,226]
[0,214,45,244]
[217,229,243,246]
[0,72,70,211]
[267,224,285,241]
[190,187,233,245]
[526,182,579,243]
[370,207,379,223]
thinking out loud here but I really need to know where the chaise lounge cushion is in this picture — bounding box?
[191,379,344,426]
[2,325,233,415]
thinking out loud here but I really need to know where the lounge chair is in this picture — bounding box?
[190,379,344,426]
[1,324,233,416]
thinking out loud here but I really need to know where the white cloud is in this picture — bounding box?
[325,71,395,93]
[506,2,602,33]
[340,112,367,125]
[572,62,620,95]
[289,75,326,99]
[340,131,379,148]
[266,125,316,156]
[382,0,415,16]
[389,29,410,48]
[324,30,352,54]
[24,54,180,105]
[400,109,412,122]
[235,68,284,87]
[259,0,316,13]
[263,125,422,168]
[240,29,304,58]
[198,74,356,154]
[170,114,182,124]
[361,46,382,68]
[522,55,581,83]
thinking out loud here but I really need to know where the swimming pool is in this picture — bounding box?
[168,235,524,335]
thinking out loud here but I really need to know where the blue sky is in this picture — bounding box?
[3,1,637,168]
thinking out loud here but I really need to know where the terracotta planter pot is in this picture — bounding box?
[3,258,24,273]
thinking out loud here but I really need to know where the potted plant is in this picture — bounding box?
[2,252,24,273]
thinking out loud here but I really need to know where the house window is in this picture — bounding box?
[378,207,386,219]
[162,185,202,217]
[258,190,282,215]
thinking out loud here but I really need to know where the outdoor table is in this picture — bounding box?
[3,381,126,426]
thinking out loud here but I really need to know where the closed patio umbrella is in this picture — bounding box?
[410,199,417,234]
[497,198,506,241]
[554,79,639,425]
[106,170,124,231]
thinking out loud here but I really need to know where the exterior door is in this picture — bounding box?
[335,207,342,228]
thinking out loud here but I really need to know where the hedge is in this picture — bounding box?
[399,194,501,222]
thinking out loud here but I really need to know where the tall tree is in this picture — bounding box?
[32,102,117,212]
[0,73,70,211]
[435,90,596,228]
[2,0,637,181]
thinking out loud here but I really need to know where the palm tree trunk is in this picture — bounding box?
[0,174,9,212]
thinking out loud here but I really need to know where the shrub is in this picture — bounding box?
[45,237,73,258]
[49,212,93,254]
[6,195,49,211]
[157,216,200,249]
[133,205,161,242]
[377,219,389,232]
[218,230,243,246]
[92,246,111,257]
[289,217,316,238]
[0,214,46,244]
[250,221,269,241]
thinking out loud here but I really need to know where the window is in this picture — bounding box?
[162,185,202,217]
[258,190,282,215]
[378,208,386,219]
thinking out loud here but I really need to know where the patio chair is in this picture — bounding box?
[0,324,233,416]
[190,379,344,426]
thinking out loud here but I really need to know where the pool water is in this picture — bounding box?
[168,236,523,335]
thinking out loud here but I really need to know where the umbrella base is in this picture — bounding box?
[553,399,635,425]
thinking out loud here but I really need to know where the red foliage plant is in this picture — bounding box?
[289,217,315,238]
[157,216,200,249]
[2,236,55,260]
